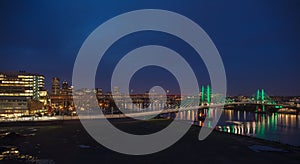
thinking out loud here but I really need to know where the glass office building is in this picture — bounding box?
[0,71,47,116]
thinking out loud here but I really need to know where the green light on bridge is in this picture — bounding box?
[257,89,260,101]
[261,89,265,102]
[207,85,211,104]
[201,85,205,104]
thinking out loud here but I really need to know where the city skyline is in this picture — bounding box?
[0,0,300,96]
[1,1,300,162]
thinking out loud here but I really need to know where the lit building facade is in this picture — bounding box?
[52,77,60,95]
[49,79,74,112]
[0,71,47,116]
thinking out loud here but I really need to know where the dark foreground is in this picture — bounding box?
[0,119,300,164]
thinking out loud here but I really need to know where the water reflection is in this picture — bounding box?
[0,146,36,162]
[217,110,300,146]
[174,108,300,146]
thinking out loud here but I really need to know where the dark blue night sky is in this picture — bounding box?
[0,0,299,96]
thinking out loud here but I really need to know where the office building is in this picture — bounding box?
[49,79,73,110]
[52,77,60,95]
[0,71,47,115]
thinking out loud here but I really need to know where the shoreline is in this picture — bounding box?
[0,118,300,163]
[1,117,299,149]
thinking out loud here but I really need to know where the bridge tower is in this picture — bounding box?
[256,89,265,104]
[200,85,211,106]
[201,85,205,105]
[252,89,278,112]
[254,89,265,112]
[252,89,285,113]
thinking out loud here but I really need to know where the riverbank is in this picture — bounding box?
[0,119,299,163]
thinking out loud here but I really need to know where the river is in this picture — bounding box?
[196,109,300,146]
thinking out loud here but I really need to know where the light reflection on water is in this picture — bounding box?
[175,109,300,146]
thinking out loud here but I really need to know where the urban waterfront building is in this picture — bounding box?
[51,77,60,95]
[0,71,47,116]
[96,88,103,99]
[49,78,74,112]
[113,86,120,96]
